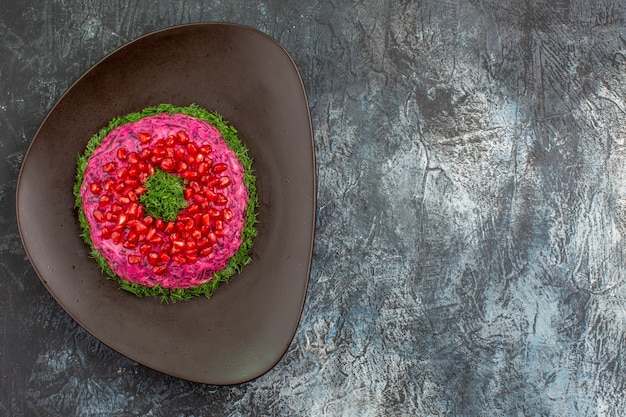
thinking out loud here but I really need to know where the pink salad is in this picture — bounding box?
[79,113,249,289]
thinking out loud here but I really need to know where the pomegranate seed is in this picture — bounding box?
[117,167,128,179]
[164,222,175,234]
[166,135,176,147]
[159,252,171,263]
[213,163,228,173]
[139,243,151,255]
[147,252,159,266]
[217,176,231,188]
[139,148,151,160]
[117,148,128,161]
[128,255,141,264]
[103,162,117,172]
[160,158,175,171]
[172,240,186,250]
[127,152,140,164]
[115,214,128,229]
[200,247,213,257]
[187,143,199,155]
[127,166,139,177]
[187,203,200,214]
[222,208,233,221]
[90,182,102,194]
[93,210,104,222]
[173,254,186,264]
[200,145,212,154]
[153,265,167,275]
[208,232,218,244]
[123,240,137,249]
[176,130,189,143]
[110,203,123,214]
[101,227,112,239]
[201,213,211,226]
[172,149,184,162]
[98,195,110,208]
[103,178,115,191]
[111,231,122,245]
[138,132,152,143]
[215,193,228,205]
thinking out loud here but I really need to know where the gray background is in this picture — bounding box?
[2,0,626,416]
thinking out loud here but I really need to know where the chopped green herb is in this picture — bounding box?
[140,170,187,221]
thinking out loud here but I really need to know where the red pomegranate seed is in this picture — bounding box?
[213,163,228,173]
[103,178,115,191]
[139,243,151,255]
[115,214,128,229]
[117,167,128,179]
[98,195,110,208]
[176,130,189,143]
[153,265,167,275]
[123,240,137,250]
[200,247,213,257]
[128,255,141,264]
[215,193,228,205]
[93,210,104,222]
[111,231,123,245]
[160,158,175,171]
[147,252,159,266]
[127,152,140,164]
[117,148,128,161]
[101,227,112,239]
[173,254,186,264]
[208,232,218,244]
[200,145,212,154]
[103,162,117,172]
[174,147,186,160]
[164,222,175,234]
[138,132,152,143]
[222,208,233,221]
[139,148,151,160]
[218,176,231,188]
[187,143,199,155]
[197,162,209,174]
[90,182,102,194]
[159,251,171,263]
[166,135,176,147]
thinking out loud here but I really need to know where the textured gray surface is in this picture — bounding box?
[2,0,626,416]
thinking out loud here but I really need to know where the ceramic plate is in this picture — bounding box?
[16,23,316,385]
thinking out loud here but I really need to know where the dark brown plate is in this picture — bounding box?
[16,23,316,385]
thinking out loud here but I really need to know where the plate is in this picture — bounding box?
[16,23,316,384]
